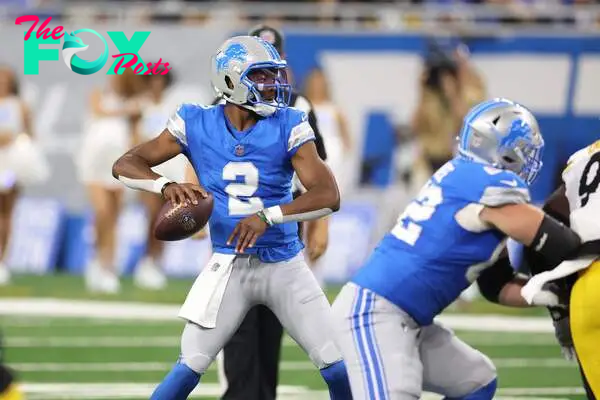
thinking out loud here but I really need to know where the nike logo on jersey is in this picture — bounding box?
[484,166,503,175]
[500,179,518,187]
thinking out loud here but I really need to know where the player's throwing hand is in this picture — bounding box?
[162,183,208,205]
[228,214,269,253]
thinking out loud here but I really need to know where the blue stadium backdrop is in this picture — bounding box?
[5,30,600,281]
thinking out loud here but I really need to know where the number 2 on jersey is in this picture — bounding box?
[392,183,443,246]
[222,162,264,215]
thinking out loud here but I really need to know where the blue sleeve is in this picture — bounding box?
[166,103,192,157]
[284,108,316,157]
[507,238,524,271]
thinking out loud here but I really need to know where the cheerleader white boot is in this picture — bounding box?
[134,256,166,290]
[85,259,120,294]
[0,261,10,286]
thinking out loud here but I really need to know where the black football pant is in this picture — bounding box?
[220,304,284,400]
[220,191,304,400]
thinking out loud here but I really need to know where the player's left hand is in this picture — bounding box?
[549,306,577,362]
[227,214,268,253]
[521,276,564,307]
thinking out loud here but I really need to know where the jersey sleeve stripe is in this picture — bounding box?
[288,120,315,152]
[167,112,187,147]
[480,186,531,206]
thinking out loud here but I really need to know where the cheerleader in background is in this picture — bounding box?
[133,71,190,290]
[0,66,48,286]
[303,67,352,195]
[303,67,351,286]
[78,71,140,294]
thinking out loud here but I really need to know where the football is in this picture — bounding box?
[153,193,214,241]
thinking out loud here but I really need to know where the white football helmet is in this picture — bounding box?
[210,35,291,117]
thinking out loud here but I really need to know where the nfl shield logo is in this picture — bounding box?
[235,145,245,157]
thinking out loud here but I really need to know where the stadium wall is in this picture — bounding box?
[284,32,600,202]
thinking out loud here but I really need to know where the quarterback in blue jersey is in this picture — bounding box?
[332,98,587,400]
[113,36,351,400]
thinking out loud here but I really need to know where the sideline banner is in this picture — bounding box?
[6,197,65,274]
[16,201,377,282]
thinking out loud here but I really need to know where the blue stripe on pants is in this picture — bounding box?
[351,288,376,398]
[364,291,388,399]
[352,287,388,399]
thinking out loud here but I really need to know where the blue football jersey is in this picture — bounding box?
[166,103,316,262]
[352,158,531,325]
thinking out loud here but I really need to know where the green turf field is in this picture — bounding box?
[0,275,587,399]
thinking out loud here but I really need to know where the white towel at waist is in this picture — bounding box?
[178,253,236,329]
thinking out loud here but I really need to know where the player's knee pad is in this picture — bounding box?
[464,352,497,392]
[446,378,497,400]
[479,354,497,384]
[444,354,496,400]
[179,352,212,375]
[310,340,343,369]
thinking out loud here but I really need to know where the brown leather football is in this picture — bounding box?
[153,193,213,241]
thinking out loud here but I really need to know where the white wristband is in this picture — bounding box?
[263,205,334,225]
[118,175,173,194]
[264,206,284,224]
[153,176,173,194]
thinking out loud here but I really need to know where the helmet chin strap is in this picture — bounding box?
[216,77,282,117]
[240,102,277,117]
[219,94,276,117]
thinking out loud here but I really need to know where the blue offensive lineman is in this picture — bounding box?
[332,98,586,400]
[112,36,352,400]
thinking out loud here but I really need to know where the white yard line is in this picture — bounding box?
[12,361,318,372]
[501,387,586,395]
[0,317,178,328]
[1,299,578,400]
[14,362,172,372]
[19,383,581,400]
[0,298,179,321]
[21,383,329,400]
[477,397,574,400]
[452,333,557,346]
[438,314,553,332]
[8,358,572,373]
[0,298,554,332]
[6,337,181,348]
[5,334,559,348]
[494,358,572,368]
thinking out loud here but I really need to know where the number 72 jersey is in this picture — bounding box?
[352,158,531,325]
[166,103,316,263]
